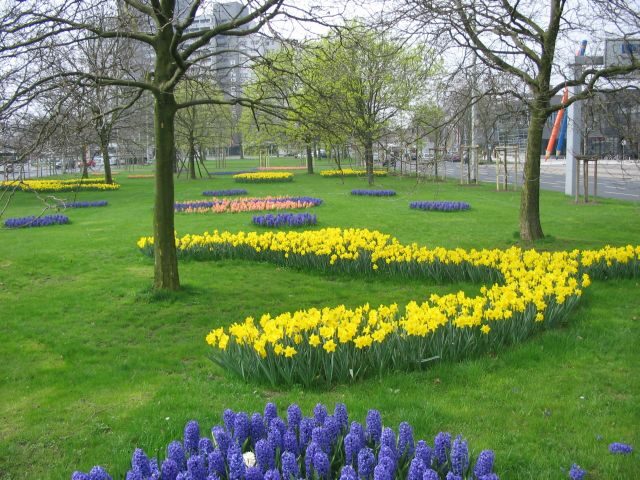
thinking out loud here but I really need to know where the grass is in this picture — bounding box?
[0,158,639,479]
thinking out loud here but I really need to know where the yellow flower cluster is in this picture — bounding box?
[320,168,387,177]
[1,179,120,192]
[181,228,639,358]
[233,172,293,182]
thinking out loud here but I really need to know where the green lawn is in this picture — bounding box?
[0,160,638,479]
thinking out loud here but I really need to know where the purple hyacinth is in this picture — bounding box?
[365,410,382,445]
[378,446,396,473]
[373,463,392,480]
[161,459,179,480]
[300,418,315,448]
[349,422,366,446]
[224,409,236,433]
[88,466,112,480]
[324,415,340,443]
[283,429,298,455]
[125,470,142,480]
[415,440,432,469]
[227,444,245,480]
[434,432,452,467]
[252,213,317,229]
[167,441,186,471]
[184,420,201,454]
[334,404,349,433]
[339,465,357,480]
[286,404,302,431]
[264,403,278,428]
[313,403,328,425]
[176,473,188,480]
[423,469,439,480]
[407,458,425,480]
[267,427,283,453]
[131,448,151,477]
[569,464,586,480]
[313,451,331,479]
[4,214,70,228]
[187,455,207,480]
[256,438,275,472]
[478,474,500,480]
[264,469,281,480]
[409,201,471,212]
[234,412,251,446]
[72,473,89,480]
[312,427,331,454]
[250,413,266,444]
[474,450,495,478]
[344,434,360,465]
[150,458,159,477]
[208,450,226,478]
[357,447,376,480]
[281,451,299,480]
[304,442,321,478]
[212,426,232,456]
[398,422,415,459]
[380,428,396,454]
[445,473,462,480]
[609,442,633,454]
[351,189,396,197]
[199,438,214,455]
[64,201,108,208]
[202,189,248,197]
[377,455,396,477]
[246,466,264,480]
[450,435,469,476]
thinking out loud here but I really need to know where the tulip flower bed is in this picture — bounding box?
[72,402,500,480]
[321,168,387,177]
[4,214,70,228]
[410,201,470,212]
[137,228,640,386]
[233,172,293,183]
[202,189,248,197]
[174,197,322,214]
[0,179,119,192]
[63,201,108,208]
[352,189,397,196]
[253,213,317,228]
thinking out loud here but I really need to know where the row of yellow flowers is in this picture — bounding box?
[233,172,293,183]
[0,178,120,192]
[320,168,387,177]
[138,228,639,386]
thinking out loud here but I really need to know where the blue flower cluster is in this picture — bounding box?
[568,464,586,480]
[409,201,471,212]
[4,214,70,228]
[202,190,248,197]
[63,201,108,208]
[252,213,317,228]
[351,190,397,197]
[72,403,498,480]
[608,442,633,454]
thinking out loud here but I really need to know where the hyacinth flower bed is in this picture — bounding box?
[137,228,640,386]
[0,179,119,192]
[233,172,293,183]
[63,201,108,208]
[410,201,470,212]
[202,189,248,197]
[352,189,397,197]
[253,213,317,228]
[321,168,387,177]
[72,402,500,480]
[174,197,323,214]
[4,214,70,228]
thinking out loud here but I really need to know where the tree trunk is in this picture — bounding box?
[188,134,196,180]
[520,102,546,242]
[100,136,113,184]
[306,143,313,174]
[153,92,180,290]
[364,138,374,185]
[81,146,89,179]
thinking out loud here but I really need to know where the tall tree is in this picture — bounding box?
[402,0,640,241]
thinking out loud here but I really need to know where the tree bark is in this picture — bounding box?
[306,143,313,174]
[99,136,113,184]
[153,91,180,290]
[188,133,196,179]
[520,101,546,242]
[364,138,374,185]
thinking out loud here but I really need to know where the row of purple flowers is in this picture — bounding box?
[4,214,70,228]
[203,190,248,197]
[252,213,317,228]
[174,197,323,212]
[63,201,108,208]
[72,402,499,480]
[409,201,471,212]
[351,190,397,197]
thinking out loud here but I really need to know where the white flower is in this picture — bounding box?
[243,451,256,467]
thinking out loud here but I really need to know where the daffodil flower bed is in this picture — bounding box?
[137,228,640,386]
[73,402,500,480]
[233,172,293,183]
[175,197,322,214]
[321,168,387,177]
[0,179,120,192]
